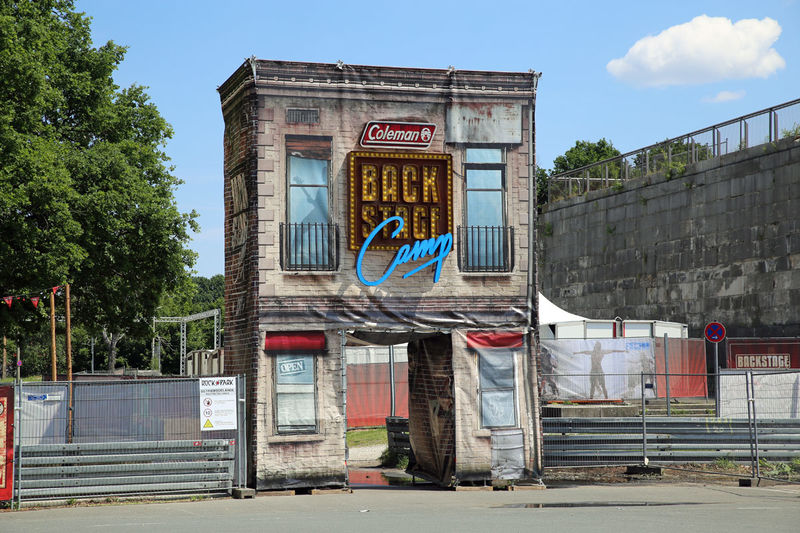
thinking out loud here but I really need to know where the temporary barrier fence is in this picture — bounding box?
[8,376,246,505]
[542,370,800,484]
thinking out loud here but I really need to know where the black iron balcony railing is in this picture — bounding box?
[457,225,514,273]
[279,222,339,271]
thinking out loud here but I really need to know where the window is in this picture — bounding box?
[283,136,338,270]
[479,349,517,427]
[461,148,512,271]
[275,353,316,433]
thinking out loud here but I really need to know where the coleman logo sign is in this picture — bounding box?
[360,121,436,149]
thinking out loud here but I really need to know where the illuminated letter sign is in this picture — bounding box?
[360,121,436,150]
[348,151,452,251]
[356,216,452,286]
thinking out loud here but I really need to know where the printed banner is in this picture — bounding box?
[199,377,238,431]
[728,339,800,369]
[540,339,656,400]
[0,386,13,501]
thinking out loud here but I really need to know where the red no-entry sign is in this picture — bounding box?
[705,322,726,343]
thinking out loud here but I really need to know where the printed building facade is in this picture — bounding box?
[218,59,541,490]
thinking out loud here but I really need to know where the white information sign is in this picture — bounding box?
[199,377,238,431]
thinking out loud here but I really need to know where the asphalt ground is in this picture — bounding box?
[2,481,799,533]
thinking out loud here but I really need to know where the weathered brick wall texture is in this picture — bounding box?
[219,61,538,489]
[539,137,800,338]
[254,94,531,309]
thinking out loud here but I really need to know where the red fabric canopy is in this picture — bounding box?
[264,332,326,351]
[466,331,524,349]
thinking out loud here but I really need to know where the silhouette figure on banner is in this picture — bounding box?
[540,345,559,398]
[573,341,625,399]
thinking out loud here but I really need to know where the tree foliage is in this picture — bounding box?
[552,138,621,175]
[0,1,197,370]
[537,138,621,206]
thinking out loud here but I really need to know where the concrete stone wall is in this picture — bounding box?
[539,137,800,338]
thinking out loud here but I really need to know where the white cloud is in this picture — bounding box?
[607,15,785,87]
[704,90,746,103]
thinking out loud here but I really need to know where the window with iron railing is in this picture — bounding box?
[280,222,339,271]
[461,148,512,272]
[283,135,338,271]
[457,225,514,272]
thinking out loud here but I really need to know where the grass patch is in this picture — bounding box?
[1,374,43,383]
[379,448,409,470]
[347,428,388,448]
[713,457,737,470]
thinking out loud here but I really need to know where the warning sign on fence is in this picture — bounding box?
[199,377,237,431]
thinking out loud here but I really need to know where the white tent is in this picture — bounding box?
[537,292,687,339]
[538,292,586,324]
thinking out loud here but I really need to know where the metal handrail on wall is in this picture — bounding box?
[548,98,800,201]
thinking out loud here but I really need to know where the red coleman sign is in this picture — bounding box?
[360,121,436,149]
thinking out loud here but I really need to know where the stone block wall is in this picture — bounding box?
[539,137,800,337]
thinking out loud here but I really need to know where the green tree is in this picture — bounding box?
[539,138,621,204]
[552,138,621,175]
[0,0,197,371]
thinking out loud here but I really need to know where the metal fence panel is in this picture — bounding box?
[542,369,800,484]
[12,376,246,503]
[18,383,69,445]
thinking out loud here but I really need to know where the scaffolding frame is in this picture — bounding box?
[152,309,220,375]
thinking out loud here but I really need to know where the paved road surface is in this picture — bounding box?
[2,482,799,532]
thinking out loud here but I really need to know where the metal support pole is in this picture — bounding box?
[340,330,349,486]
[237,374,247,488]
[773,111,779,142]
[769,111,774,142]
[388,344,396,417]
[746,371,756,479]
[641,372,647,465]
[744,121,749,149]
[90,336,95,374]
[151,317,156,371]
[214,312,219,350]
[664,333,671,417]
[526,72,544,477]
[15,344,22,509]
[180,321,187,376]
[714,343,720,417]
[50,290,57,381]
[750,372,761,480]
[65,284,72,381]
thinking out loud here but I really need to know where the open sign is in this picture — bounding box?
[279,359,306,375]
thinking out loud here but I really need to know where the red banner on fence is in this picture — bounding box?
[0,386,13,501]
[654,338,708,398]
[347,362,409,428]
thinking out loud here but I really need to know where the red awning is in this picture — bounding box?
[466,331,524,349]
[264,332,326,351]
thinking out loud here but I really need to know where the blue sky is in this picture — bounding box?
[75,0,799,277]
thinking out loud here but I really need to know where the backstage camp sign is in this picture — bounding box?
[348,151,453,285]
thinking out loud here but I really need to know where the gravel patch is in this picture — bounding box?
[348,444,386,465]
